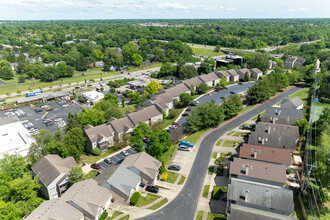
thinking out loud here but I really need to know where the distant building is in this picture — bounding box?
[32,155,77,200]
[284,56,305,69]
[81,91,105,104]
[94,61,104,68]
[62,41,75,45]
[249,68,263,80]
[0,116,35,159]
[227,69,240,82]
[216,54,245,68]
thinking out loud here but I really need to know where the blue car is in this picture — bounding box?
[180,140,194,147]
[230,91,236,94]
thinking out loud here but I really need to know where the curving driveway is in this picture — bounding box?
[138,84,304,220]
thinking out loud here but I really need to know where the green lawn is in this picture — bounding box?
[207,212,226,220]
[118,105,136,114]
[227,131,234,136]
[158,144,178,165]
[136,194,161,207]
[147,198,168,210]
[166,171,179,184]
[203,185,210,198]
[79,147,120,164]
[222,140,243,147]
[290,87,310,106]
[216,139,223,146]
[84,170,98,179]
[184,128,211,144]
[252,111,266,120]
[161,108,185,129]
[191,47,225,57]
[107,211,123,220]
[196,211,204,220]
[118,215,129,220]
[178,175,186,185]
[212,152,218,159]
[232,132,248,137]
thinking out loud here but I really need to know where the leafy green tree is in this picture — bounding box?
[178,93,193,108]
[221,94,243,119]
[132,54,143,66]
[295,118,310,136]
[66,112,83,130]
[147,129,171,158]
[130,122,152,152]
[23,63,44,78]
[93,49,104,60]
[18,75,26,83]
[16,53,26,74]
[63,127,86,161]
[186,101,225,131]
[46,140,69,158]
[104,107,123,120]
[197,63,212,75]
[177,65,198,79]
[196,83,210,94]
[246,53,270,73]
[76,53,87,71]
[214,45,221,52]
[0,60,14,79]
[218,77,228,87]
[79,108,106,127]
[158,62,176,78]
[56,62,67,77]
[318,72,330,98]
[146,81,162,94]
[94,99,118,111]
[68,166,85,185]
[29,129,53,164]
[104,93,120,105]
[103,48,123,71]
[128,92,141,102]
[122,42,139,63]
[273,72,289,91]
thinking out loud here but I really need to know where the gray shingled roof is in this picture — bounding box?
[227,69,239,76]
[109,116,135,134]
[84,124,114,143]
[228,178,294,213]
[281,97,304,109]
[255,122,299,138]
[165,83,191,98]
[228,204,297,220]
[183,76,204,87]
[127,104,162,125]
[122,152,162,181]
[218,70,230,77]
[248,132,298,152]
[266,107,304,119]
[32,155,77,187]
[261,114,301,125]
[198,72,220,83]
[230,158,287,184]
[98,164,141,197]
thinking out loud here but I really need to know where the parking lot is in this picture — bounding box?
[98,148,137,169]
[0,101,84,134]
[176,82,255,125]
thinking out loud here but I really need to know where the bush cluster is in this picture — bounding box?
[130,192,141,206]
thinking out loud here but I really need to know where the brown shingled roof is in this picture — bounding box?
[239,144,292,166]
[230,158,287,184]
[183,76,204,87]
[165,83,191,98]
[127,104,162,125]
[255,122,299,138]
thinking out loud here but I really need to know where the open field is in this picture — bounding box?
[191,47,225,57]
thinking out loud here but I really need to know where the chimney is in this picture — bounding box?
[270,117,273,123]
[278,110,281,115]
[245,189,249,202]
[262,138,265,145]
[246,164,249,175]
[254,151,257,158]
[273,117,276,124]
[275,109,278,115]
[258,137,262,143]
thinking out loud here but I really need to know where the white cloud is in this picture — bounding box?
[297,8,309,11]
[225,8,237,11]
[157,2,196,10]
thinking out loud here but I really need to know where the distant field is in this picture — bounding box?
[191,47,225,57]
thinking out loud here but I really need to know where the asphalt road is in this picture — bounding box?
[138,84,304,220]
[98,148,137,169]
[177,82,256,125]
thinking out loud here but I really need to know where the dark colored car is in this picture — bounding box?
[0,99,5,102]
[87,84,92,87]
[182,111,190,116]
[34,107,43,112]
[146,186,159,193]
[45,107,53,111]
[186,106,193,111]
[220,96,225,99]
[75,86,80,89]
[104,158,113,165]
[91,163,101,170]
[242,125,252,130]
[168,165,181,171]
[238,82,243,85]
[189,101,199,106]
[214,89,221,92]
[46,121,54,126]
[230,91,236,94]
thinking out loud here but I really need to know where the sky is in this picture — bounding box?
[0,0,329,20]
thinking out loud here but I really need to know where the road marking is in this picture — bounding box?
[41,112,48,119]
[35,118,40,121]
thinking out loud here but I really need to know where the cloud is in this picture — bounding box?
[225,8,237,11]
[157,2,196,10]
[297,8,309,11]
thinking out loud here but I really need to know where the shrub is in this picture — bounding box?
[160,162,166,174]
[286,168,292,174]
[212,186,221,199]
[70,95,77,100]
[219,186,228,193]
[93,148,101,156]
[98,212,108,220]
[130,192,141,206]
[215,158,222,165]
[161,172,168,181]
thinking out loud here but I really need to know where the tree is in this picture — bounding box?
[93,49,104,60]
[76,53,87,71]
[104,107,123,120]
[16,53,26,74]
[221,94,243,119]
[122,42,139,63]
[246,53,270,73]
[177,65,198,79]
[196,83,210,94]
[218,77,228,87]
[0,60,14,79]
[128,92,140,102]
[243,72,251,82]
[56,63,68,77]
[23,63,44,78]
[295,118,310,136]
[178,93,193,108]
[18,75,25,83]
[146,129,171,158]
[186,101,225,131]
[130,122,152,152]
[121,97,125,107]
[46,140,69,158]
[93,148,101,156]
[273,72,289,91]
[103,48,123,71]
[63,127,86,161]
[158,62,176,78]
[104,93,120,106]
[94,99,118,111]
[146,81,162,94]
[318,72,330,98]
[68,166,85,185]
[79,108,106,127]
[197,63,212,75]
[132,54,143,66]
[214,45,221,52]
[29,129,53,164]
[66,112,83,130]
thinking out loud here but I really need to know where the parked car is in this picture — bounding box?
[41,105,49,109]
[75,86,80,89]
[91,163,101,170]
[45,107,53,111]
[46,121,54,126]
[143,137,150,143]
[104,158,113,165]
[182,111,190,116]
[214,89,221,92]
[180,140,194,147]
[168,165,181,171]
[220,96,225,99]
[34,107,43,112]
[178,145,190,151]
[120,150,129,157]
[62,103,69,108]
[238,82,243,85]
[186,106,193,111]
[87,84,92,87]
[146,186,159,193]
[242,125,252,130]
[230,91,236,94]
[190,101,199,106]
[169,125,177,129]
